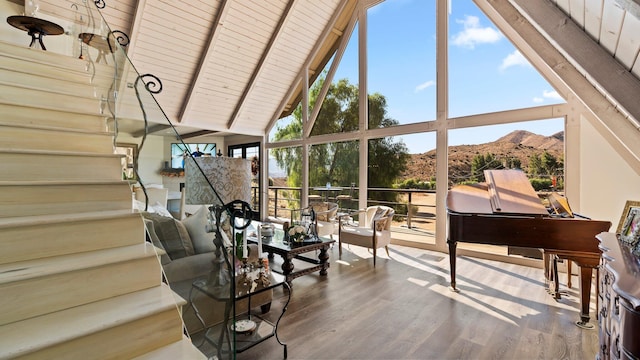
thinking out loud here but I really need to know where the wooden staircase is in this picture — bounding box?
[0,41,205,359]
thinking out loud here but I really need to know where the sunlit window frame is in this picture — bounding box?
[265,0,576,265]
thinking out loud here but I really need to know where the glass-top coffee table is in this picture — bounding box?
[191,269,290,359]
[248,224,335,284]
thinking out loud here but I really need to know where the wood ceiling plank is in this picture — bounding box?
[615,11,640,69]
[569,0,586,27]
[556,0,572,14]
[227,0,296,130]
[142,4,213,32]
[585,0,604,39]
[600,0,625,54]
[178,0,229,123]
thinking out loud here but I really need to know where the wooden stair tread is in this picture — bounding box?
[0,242,157,285]
[0,284,183,358]
[0,121,113,136]
[0,209,139,228]
[132,336,206,360]
[0,179,132,186]
[0,148,123,158]
[0,40,115,77]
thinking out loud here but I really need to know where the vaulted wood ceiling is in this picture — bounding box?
[90,0,639,138]
[92,0,355,137]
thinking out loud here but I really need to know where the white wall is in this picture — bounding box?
[579,115,640,228]
[116,133,164,186]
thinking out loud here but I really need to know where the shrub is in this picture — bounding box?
[530,178,552,191]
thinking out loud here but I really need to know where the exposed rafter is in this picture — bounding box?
[178,0,230,123]
[226,0,295,130]
[478,0,640,165]
[180,130,219,139]
[122,0,147,61]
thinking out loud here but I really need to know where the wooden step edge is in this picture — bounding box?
[0,121,114,136]
[0,80,111,103]
[0,56,124,85]
[0,40,117,76]
[0,209,138,229]
[0,283,181,359]
[132,335,206,360]
[0,148,123,158]
[0,242,157,286]
[0,179,133,187]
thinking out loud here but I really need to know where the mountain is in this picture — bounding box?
[401,130,564,183]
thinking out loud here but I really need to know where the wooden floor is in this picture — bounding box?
[194,244,600,359]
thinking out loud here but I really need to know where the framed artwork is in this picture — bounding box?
[115,143,137,180]
[616,200,640,233]
[618,202,640,246]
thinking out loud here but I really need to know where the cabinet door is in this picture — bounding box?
[620,300,640,359]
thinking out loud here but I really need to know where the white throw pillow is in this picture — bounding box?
[183,205,215,254]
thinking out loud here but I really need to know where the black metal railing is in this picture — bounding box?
[265,185,436,230]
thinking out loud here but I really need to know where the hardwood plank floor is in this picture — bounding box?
[194,244,599,359]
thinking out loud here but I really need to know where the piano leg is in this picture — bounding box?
[549,255,561,300]
[576,265,595,329]
[448,239,460,292]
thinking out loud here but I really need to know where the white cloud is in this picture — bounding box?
[415,80,435,92]
[543,90,563,100]
[451,15,502,49]
[500,50,531,70]
[532,90,563,103]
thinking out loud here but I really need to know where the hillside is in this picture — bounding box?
[401,130,564,183]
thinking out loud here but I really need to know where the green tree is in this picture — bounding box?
[528,153,543,176]
[470,153,503,182]
[528,151,562,177]
[272,77,409,205]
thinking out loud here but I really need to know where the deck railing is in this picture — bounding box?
[264,185,436,230]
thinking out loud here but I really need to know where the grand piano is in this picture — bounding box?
[447,169,611,328]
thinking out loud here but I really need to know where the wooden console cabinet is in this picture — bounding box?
[597,232,640,360]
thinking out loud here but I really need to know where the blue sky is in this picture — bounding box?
[334,0,565,153]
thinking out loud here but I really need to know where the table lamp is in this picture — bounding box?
[184,156,252,286]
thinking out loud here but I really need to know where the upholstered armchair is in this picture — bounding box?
[309,202,338,239]
[338,205,395,266]
[290,202,338,239]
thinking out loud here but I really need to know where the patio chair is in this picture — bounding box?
[338,205,395,266]
[336,182,355,210]
[309,201,339,239]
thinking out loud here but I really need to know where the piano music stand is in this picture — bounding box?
[446,170,611,329]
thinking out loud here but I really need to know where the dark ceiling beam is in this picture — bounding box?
[178,0,231,123]
[226,0,296,130]
[180,130,219,139]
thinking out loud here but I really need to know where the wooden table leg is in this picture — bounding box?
[319,246,330,276]
[282,255,294,282]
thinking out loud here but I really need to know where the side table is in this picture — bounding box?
[190,269,291,359]
[6,15,64,51]
[78,32,116,64]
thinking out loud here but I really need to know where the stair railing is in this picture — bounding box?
[26,1,239,357]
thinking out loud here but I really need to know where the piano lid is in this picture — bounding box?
[447,169,548,216]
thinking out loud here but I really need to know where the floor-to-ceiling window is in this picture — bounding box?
[265,0,569,261]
